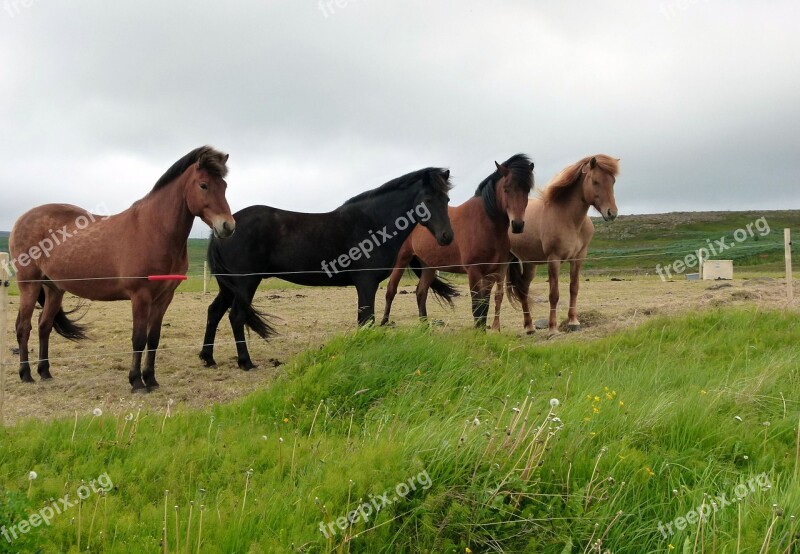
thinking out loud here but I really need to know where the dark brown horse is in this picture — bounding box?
[381,154,533,327]
[492,155,619,335]
[8,146,235,392]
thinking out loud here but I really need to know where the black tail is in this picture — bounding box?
[408,257,457,308]
[207,239,276,340]
[505,255,528,307]
[37,288,88,341]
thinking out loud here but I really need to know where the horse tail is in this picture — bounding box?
[505,255,528,307]
[38,287,88,341]
[207,238,276,340]
[408,257,457,308]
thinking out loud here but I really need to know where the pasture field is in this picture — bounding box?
[0,274,798,552]
[0,210,798,552]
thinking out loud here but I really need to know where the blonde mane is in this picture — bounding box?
[540,155,619,203]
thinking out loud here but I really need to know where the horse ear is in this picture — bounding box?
[442,169,450,180]
[495,161,510,177]
[529,162,534,170]
[223,154,229,164]
[590,157,597,169]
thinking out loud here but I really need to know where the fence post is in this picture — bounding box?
[0,252,9,427]
[697,249,704,279]
[786,229,793,302]
[203,261,209,294]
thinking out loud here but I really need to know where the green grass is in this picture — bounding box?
[1,308,799,552]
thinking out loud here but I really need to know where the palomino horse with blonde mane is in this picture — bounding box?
[492,155,619,335]
[9,146,236,392]
[381,154,534,328]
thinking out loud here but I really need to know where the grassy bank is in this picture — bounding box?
[1,308,799,552]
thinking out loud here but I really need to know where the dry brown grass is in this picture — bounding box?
[1,276,797,424]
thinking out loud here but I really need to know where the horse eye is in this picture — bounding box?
[593,180,600,186]
[199,183,209,190]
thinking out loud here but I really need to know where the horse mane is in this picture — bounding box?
[151,146,229,192]
[541,154,619,204]
[474,153,534,218]
[343,167,452,206]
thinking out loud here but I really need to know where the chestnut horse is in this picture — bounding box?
[381,154,533,328]
[8,146,235,392]
[492,155,619,335]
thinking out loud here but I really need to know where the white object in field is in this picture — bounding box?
[686,273,700,281]
[697,249,704,279]
[702,260,733,280]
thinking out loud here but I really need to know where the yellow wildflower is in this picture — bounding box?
[283,418,289,424]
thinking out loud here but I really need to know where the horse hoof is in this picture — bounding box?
[38,371,53,380]
[547,330,560,339]
[525,328,535,335]
[20,374,35,384]
[131,382,148,394]
[199,353,217,368]
[567,323,581,332]
[146,383,160,392]
[238,361,257,371]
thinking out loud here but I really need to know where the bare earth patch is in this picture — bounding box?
[1,277,797,424]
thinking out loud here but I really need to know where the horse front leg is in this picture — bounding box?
[519,262,536,335]
[129,294,151,393]
[567,257,584,332]
[381,267,405,326]
[200,288,234,368]
[547,259,561,336]
[468,267,493,329]
[415,268,437,323]
[491,266,506,331]
[356,281,378,326]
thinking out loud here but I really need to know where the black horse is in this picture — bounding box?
[199,167,454,369]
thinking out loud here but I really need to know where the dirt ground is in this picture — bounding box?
[1,276,797,425]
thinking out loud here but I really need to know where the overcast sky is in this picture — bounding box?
[1,1,798,235]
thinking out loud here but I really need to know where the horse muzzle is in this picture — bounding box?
[213,219,236,239]
[602,209,618,222]
[437,229,454,246]
[511,220,525,234]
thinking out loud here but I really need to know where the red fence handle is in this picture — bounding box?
[148,275,188,281]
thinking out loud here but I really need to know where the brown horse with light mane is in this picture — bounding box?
[381,154,534,327]
[8,146,235,392]
[492,155,619,335]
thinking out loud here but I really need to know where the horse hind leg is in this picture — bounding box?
[37,286,66,380]
[15,281,42,383]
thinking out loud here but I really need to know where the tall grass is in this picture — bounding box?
[1,308,798,552]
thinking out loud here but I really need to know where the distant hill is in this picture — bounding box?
[588,210,798,274]
[1,210,797,276]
